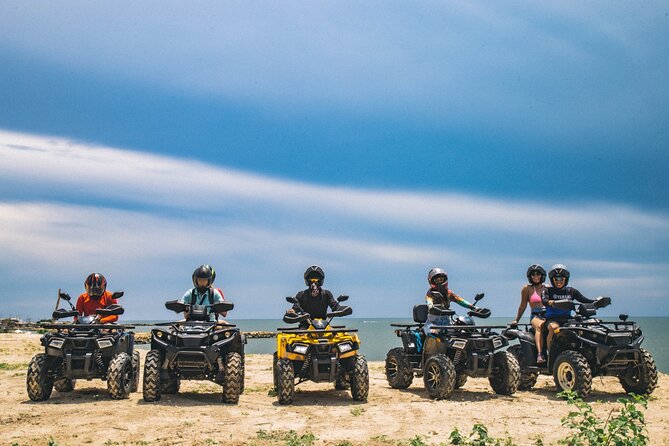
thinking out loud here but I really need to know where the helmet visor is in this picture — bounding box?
[432,275,447,285]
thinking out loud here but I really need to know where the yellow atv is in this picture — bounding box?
[273,295,369,404]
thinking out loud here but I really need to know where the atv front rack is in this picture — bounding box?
[41,323,135,330]
[277,327,358,334]
[430,324,507,331]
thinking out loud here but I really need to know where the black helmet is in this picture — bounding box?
[85,272,107,299]
[548,264,570,287]
[526,264,546,284]
[428,267,448,288]
[192,264,216,292]
[304,265,324,286]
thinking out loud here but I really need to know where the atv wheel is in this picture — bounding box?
[240,354,246,394]
[27,354,54,401]
[423,354,456,400]
[54,378,76,393]
[108,352,133,400]
[350,355,369,402]
[130,351,140,393]
[508,345,538,390]
[553,350,592,397]
[385,347,413,389]
[335,361,351,390]
[161,375,180,394]
[272,352,279,390]
[222,352,243,404]
[143,349,162,402]
[276,358,295,405]
[454,372,468,389]
[489,350,520,395]
[619,348,658,395]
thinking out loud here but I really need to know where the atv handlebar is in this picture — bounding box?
[428,305,455,316]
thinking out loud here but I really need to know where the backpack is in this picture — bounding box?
[189,287,227,316]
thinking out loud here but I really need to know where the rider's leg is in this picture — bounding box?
[531,316,545,352]
[546,321,559,352]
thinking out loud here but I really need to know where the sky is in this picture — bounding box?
[0,2,668,320]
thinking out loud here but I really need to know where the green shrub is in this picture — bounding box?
[449,424,517,446]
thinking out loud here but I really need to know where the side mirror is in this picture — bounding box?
[337,295,349,302]
[97,305,125,316]
[111,291,124,299]
[285,296,297,304]
[212,301,234,314]
[474,293,485,302]
[59,292,72,302]
[165,300,187,313]
[619,314,629,322]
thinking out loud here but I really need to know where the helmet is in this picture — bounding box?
[548,264,570,287]
[85,273,107,299]
[428,268,448,288]
[304,265,324,286]
[192,264,216,292]
[526,264,546,284]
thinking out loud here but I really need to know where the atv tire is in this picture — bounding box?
[276,358,295,405]
[108,352,133,400]
[272,352,279,390]
[27,354,54,402]
[54,378,76,393]
[553,350,592,397]
[489,350,520,395]
[385,347,413,389]
[350,355,369,402]
[143,349,162,402]
[161,376,180,394]
[335,360,351,390]
[423,353,456,400]
[222,352,243,404]
[508,345,538,390]
[130,351,140,393]
[619,348,658,395]
[454,372,468,389]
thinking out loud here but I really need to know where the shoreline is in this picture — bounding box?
[1,332,667,445]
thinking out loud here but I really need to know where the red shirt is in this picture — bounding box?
[76,291,119,324]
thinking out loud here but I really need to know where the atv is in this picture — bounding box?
[142,300,245,403]
[504,296,658,397]
[27,290,138,401]
[385,293,520,400]
[273,295,369,404]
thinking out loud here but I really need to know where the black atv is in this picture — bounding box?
[274,295,369,404]
[27,290,138,401]
[142,300,245,403]
[385,293,520,399]
[504,296,658,397]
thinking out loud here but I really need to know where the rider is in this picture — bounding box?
[285,265,342,324]
[75,273,119,324]
[511,264,548,363]
[424,268,478,335]
[542,264,594,352]
[180,264,225,321]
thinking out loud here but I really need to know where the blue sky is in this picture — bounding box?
[1,2,668,320]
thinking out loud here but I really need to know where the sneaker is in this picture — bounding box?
[537,353,546,363]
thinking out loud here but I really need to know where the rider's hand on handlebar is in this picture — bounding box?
[286,308,296,314]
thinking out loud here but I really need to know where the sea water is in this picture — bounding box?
[128,317,669,372]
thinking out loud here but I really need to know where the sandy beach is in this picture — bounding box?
[1,332,667,446]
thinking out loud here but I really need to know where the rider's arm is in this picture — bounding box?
[98,293,118,324]
[572,288,594,304]
[541,288,552,306]
[449,291,475,310]
[325,290,340,311]
[513,286,530,323]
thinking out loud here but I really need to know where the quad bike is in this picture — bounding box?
[27,290,138,401]
[385,293,520,400]
[142,300,245,403]
[273,295,369,404]
[504,296,658,397]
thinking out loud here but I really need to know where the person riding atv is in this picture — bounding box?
[27,275,138,401]
[274,265,369,404]
[505,265,658,397]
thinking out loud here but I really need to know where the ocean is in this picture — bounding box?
[128,317,669,373]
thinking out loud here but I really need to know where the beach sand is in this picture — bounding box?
[1,332,667,446]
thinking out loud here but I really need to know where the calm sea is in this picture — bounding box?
[128,317,669,373]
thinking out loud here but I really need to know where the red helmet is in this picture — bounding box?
[85,273,107,299]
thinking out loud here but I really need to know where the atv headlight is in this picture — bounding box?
[49,338,64,349]
[337,342,353,353]
[293,344,309,355]
[451,339,467,350]
[224,331,232,338]
[492,337,503,348]
[96,338,113,349]
[156,331,164,339]
[212,334,220,341]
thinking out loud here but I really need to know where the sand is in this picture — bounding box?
[1,332,667,446]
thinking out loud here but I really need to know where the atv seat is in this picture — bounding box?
[413,304,428,324]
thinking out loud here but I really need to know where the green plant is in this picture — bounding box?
[408,436,428,446]
[449,424,517,446]
[0,362,27,370]
[267,387,277,397]
[350,407,365,416]
[558,390,649,446]
[47,438,59,446]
